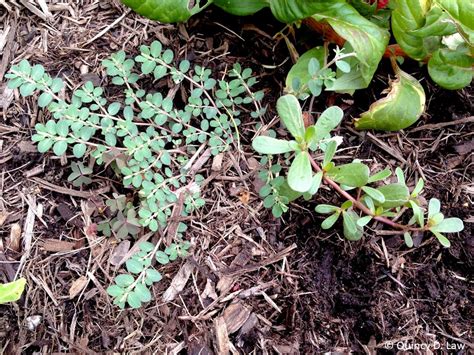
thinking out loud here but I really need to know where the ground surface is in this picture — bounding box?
[0,1,473,354]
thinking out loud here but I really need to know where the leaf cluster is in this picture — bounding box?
[253,95,464,247]
[106,240,190,308]
[6,41,265,236]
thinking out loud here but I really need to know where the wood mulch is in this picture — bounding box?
[0,1,472,353]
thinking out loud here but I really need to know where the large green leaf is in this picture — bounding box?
[285,47,326,95]
[326,163,370,187]
[0,278,26,304]
[354,69,426,131]
[428,48,474,90]
[391,0,431,60]
[288,151,313,192]
[410,5,457,38]
[120,0,211,22]
[269,0,341,23]
[313,2,389,89]
[213,0,267,15]
[434,0,474,44]
[374,183,410,208]
[276,95,305,140]
[252,136,296,154]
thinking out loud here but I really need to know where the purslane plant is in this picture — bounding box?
[252,95,464,247]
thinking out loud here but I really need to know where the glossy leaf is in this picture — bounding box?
[321,212,340,229]
[375,183,409,208]
[276,95,305,140]
[355,69,426,131]
[288,151,313,192]
[214,0,267,16]
[361,186,385,203]
[120,0,210,23]
[428,48,474,90]
[434,0,474,44]
[252,136,296,155]
[313,2,389,89]
[326,163,370,187]
[391,0,431,60]
[428,198,441,219]
[342,210,363,241]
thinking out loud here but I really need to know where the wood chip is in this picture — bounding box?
[162,261,194,302]
[213,316,230,355]
[211,153,224,171]
[42,239,76,252]
[8,223,21,252]
[222,301,251,334]
[109,240,131,266]
[69,276,88,299]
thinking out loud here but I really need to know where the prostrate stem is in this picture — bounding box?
[308,155,423,232]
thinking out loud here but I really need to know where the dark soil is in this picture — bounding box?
[0,2,472,354]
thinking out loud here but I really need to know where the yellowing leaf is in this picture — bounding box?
[0,278,26,304]
[354,69,426,131]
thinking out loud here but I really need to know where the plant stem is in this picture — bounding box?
[308,155,422,232]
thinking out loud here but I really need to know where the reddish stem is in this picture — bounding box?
[309,155,422,232]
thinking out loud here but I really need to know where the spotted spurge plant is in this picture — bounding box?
[6,40,265,308]
[253,95,464,247]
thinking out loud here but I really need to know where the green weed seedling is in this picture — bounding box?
[6,41,265,308]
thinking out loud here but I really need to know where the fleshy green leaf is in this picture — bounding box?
[409,200,424,228]
[342,210,363,241]
[428,198,441,219]
[276,95,305,140]
[432,231,451,248]
[323,140,337,167]
[404,232,414,248]
[252,136,296,155]
[326,163,370,187]
[375,183,410,208]
[429,218,464,233]
[355,69,426,131]
[321,212,340,229]
[361,186,385,204]
[73,143,87,158]
[134,283,152,302]
[367,168,391,183]
[315,204,339,214]
[357,215,372,227]
[288,151,312,192]
[126,259,143,274]
[127,291,142,308]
